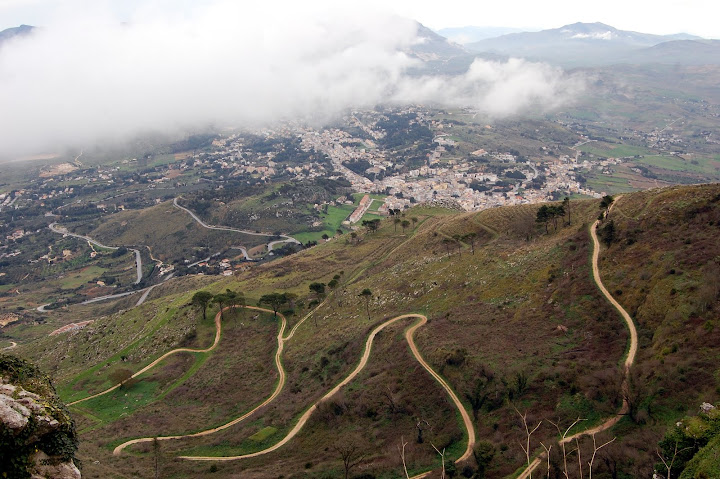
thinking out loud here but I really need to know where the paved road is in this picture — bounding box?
[80,291,139,305]
[48,223,143,284]
[173,197,300,253]
[44,223,173,308]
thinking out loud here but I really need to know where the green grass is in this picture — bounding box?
[177,423,291,457]
[248,426,277,442]
[15,185,720,478]
[634,155,718,174]
[579,142,656,158]
[584,173,639,194]
[292,204,355,243]
[76,380,162,422]
[58,265,105,289]
[58,304,192,401]
[293,196,388,243]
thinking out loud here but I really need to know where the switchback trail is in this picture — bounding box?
[109,308,474,475]
[516,199,638,479]
[112,306,288,454]
[110,301,323,453]
[177,313,475,467]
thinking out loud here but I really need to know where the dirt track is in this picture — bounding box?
[96,301,321,454]
[517,200,638,478]
[112,306,288,455]
[105,307,475,475]
[176,313,475,468]
[69,306,226,407]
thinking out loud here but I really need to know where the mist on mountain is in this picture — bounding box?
[0,3,583,159]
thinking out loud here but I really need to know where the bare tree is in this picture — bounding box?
[549,418,585,479]
[575,438,583,479]
[540,442,552,479]
[431,443,446,479]
[656,441,692,479]
[415,418,431,444]
[334,443,366,479]
[588,434,615,479]
[464,232,478,255]
[398,436,410,479]
[382,386,398,414]
[442,238,453,257]
[452,234,463,257]
[514,405,543,477]
[359,288,372,320]
[153,437,160,479]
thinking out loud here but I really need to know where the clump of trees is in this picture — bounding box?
[535,203,566,233]
[655,403,720,478]
[258,292,293,316]
[191,291,213,321]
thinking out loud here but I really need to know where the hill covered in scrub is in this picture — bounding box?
[9,184,720,478]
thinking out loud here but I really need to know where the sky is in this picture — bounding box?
[1,0,718,37]
[0,0,713,157]
[0,0,591,157]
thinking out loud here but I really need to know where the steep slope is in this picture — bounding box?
[12,184,720,478]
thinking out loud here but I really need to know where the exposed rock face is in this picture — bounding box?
[1,354,80,479]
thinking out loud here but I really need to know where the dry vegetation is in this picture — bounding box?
[10,184,720,478]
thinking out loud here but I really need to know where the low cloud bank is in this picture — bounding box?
[0,1,584,156]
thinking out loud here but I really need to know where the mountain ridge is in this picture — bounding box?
[465,21,717,66]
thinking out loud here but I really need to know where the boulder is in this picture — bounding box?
[1,354,80,479]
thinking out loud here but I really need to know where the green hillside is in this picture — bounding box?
[6,184,720,479]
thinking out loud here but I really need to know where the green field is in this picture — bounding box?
[57,266,105,289]
[579,142,656,158]
[248,426,277,442]
[634,155,720,175]
[584,172,639,194]
[293,194,389,243]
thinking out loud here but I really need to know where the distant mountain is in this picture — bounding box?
[0,24,35,45]
[624,39,720,65]
[406,23,467,61]
[437,26,527,44]
[465,22,712,67]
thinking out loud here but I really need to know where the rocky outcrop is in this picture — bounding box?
[1,354,79,479]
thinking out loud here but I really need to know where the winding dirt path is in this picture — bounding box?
[112,306,287,454]
[68,306,226,407]
[110,300,329,454]
[73,300,315,448]
[176,314,475,467]
[105,306,474,474]
[516,200,638,478]
[2,341,17,351]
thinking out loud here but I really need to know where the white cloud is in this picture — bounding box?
[0,1,584,156]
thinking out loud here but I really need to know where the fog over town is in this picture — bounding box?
[0,2,584,157]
